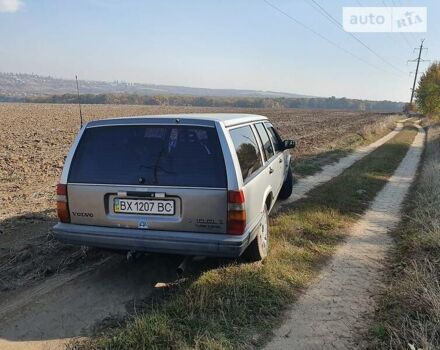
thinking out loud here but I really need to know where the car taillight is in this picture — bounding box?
[227,190,246,235]
[56,183,70,223]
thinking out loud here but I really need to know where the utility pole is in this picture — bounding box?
[408,39,428,106]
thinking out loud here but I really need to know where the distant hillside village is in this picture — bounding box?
[0,73,404,112]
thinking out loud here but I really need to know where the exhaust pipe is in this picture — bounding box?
[176,256,206,276]
[176,256,190,277]
[126,250,135,262]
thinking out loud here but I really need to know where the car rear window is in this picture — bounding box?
[229,125,263,182]
[68,125,227,188]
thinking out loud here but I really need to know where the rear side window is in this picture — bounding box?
[229,126,263,181]
[265,123,283,153]
[68,125,227,188]
[255,123,274,161]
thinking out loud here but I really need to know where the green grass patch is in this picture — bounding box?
[369,323,387,341]
[72,127,417,350]
[294,149,349,177]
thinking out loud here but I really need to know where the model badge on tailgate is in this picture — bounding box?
[196,218,223,229]
[72,212,94,218]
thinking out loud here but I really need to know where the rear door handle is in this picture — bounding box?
[269,167,274,174]
[278,157,283,163]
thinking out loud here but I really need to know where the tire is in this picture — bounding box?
[278,166,293,200]
[243,207,269,262]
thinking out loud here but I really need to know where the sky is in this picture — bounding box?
[0,0,438,102]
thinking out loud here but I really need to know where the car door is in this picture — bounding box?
[264,123,286,194]
[254,122,282,196]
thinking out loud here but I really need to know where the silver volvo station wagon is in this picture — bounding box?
[53,114,295,261]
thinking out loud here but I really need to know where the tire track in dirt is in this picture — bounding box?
[0,254,181,350]
[265,123,425,350]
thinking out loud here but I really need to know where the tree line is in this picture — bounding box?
[0,93,404,112]
[416,62,440,119]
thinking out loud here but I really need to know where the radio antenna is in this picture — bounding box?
[75,75,83,128]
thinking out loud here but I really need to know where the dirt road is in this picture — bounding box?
[265,123,425,350]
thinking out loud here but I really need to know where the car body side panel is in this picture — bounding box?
[242,167,274,233]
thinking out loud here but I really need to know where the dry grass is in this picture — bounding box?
[360,115,398,140]
[368,123,440,350]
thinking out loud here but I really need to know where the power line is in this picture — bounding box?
[307,0,405,74]
[402,33,415,49]
[262,0,395,75]
[380,0,415,50]
[308,0,340,27]
[408,31,421,46]
[392,3,419,49]
[393,0,417,35]
[391,1,421,46]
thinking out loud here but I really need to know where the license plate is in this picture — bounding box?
[114,198,175,216]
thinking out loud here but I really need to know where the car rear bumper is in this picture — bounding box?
[53,222,257,257]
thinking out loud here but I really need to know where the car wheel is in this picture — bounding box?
[243,206,269,261]
[278,166,293,200]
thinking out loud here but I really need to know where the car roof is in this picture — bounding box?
[86,113,268,128]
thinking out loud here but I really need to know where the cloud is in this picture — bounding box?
[0,0,23,13]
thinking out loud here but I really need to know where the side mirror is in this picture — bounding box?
[282,139,296,150]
